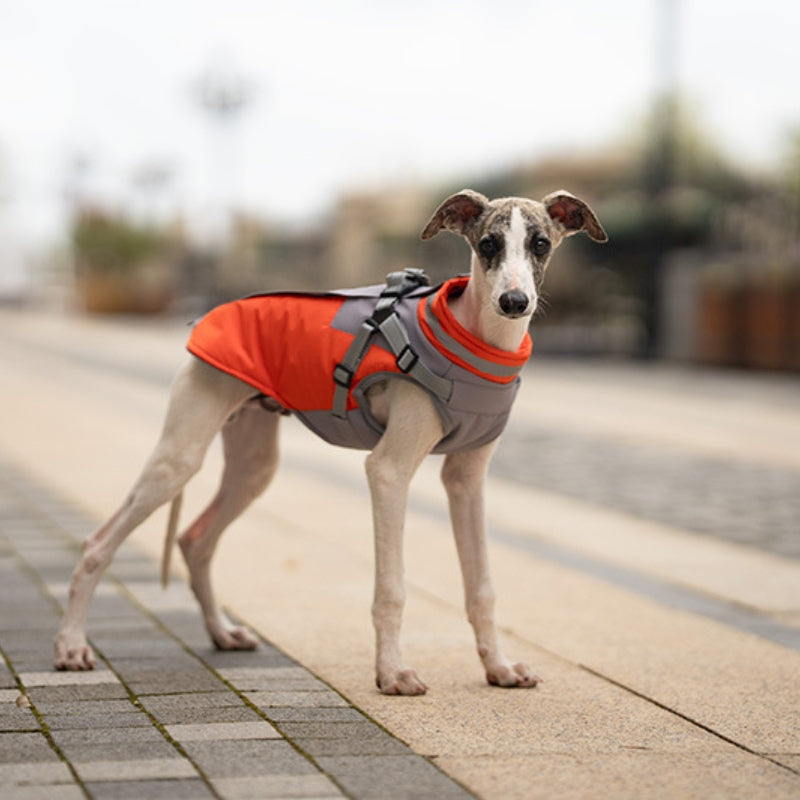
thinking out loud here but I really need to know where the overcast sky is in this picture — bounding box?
[1,0,799,264]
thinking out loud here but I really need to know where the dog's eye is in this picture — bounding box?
[531,237,551,256]
[478,236,501,259]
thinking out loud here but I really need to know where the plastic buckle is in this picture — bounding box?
[395,345,418,374]
[333,363,354,388]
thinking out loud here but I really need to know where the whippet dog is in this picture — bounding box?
[55,189,607,695]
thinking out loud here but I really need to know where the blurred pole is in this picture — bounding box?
[195,60,252,247]
[647,0,680,197]
[642,0,681,358]
[131,162,172,227]
[63,153,92,221]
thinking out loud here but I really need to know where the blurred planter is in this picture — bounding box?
[698,273,800,371]
[77,259,173,314]
[742,283,789,370]
[788,285,800,371]
[72,210,176,314]
[697,282,744,366]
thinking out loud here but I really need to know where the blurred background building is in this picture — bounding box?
[1,0,798,370]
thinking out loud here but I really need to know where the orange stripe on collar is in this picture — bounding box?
[418,276,532,384]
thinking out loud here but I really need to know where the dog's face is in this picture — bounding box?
[421,190,607,319]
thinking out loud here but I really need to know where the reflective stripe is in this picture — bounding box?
[424,297,524,379]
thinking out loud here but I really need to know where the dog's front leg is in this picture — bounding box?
[365,381,442,695]
[442,444,540,688]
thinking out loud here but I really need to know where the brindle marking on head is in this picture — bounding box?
[420,190,607,294]
[464,201,557,292]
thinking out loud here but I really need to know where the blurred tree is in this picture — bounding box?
[71,209,176,313]
[72,210,165,273]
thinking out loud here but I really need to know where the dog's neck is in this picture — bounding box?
[447,262,532,353]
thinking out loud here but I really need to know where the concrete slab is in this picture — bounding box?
[437,751,800,800]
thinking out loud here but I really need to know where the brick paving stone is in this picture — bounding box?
[49,724,167,746]
[44,712,156,730]
[202,647,295,670]
[0,707,43,732]
[276,720,388,739]
[316,754,474,800]
[19,670,120,687]
[87,636,189,658]
[36,699,138,717]
[138,700,264,726]
[138,692,252,716]
[0,761,74,784]
[0,732,60,763]
[166,720,282,742]
[109,653,204,674]
[85,778,215,799]
[124,668,230,695]
[55,739,181,764]
[73,758,199,782]
[217,666,329,691]
[294,734,412,757]
[26,683,130,703]
[210,773,344,799]
[246,690,350,708]
[3,785,86,800]
[265,706,368,723]
[181,739,317,778]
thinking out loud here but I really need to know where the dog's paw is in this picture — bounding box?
[377,668,428,696]
[211,625,259,651]
[54,634,96,671]
[486,661,540,688]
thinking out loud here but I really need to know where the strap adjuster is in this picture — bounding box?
[333,363,354,388]
[395,345,418,374]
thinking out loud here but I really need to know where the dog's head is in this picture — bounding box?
[421,189,607,319]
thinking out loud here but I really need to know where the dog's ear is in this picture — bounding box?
[543,191,608,242]
[420,190,489,240]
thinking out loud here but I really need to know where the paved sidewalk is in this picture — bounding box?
[0,459,471,800]
[1,308,799,799]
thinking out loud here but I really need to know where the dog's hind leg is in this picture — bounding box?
[178,402,280,651]
[54,358,254,670]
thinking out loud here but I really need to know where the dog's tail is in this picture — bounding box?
[161,491,183,589]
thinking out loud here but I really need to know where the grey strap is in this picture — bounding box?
[332,320,379,418]
[332,270,452,419]
[375,314,452,400]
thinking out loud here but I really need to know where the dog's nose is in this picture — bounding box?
[498,290,530,317]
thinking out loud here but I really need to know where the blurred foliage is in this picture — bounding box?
[71,209,169,272]
[59,93,798,358]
